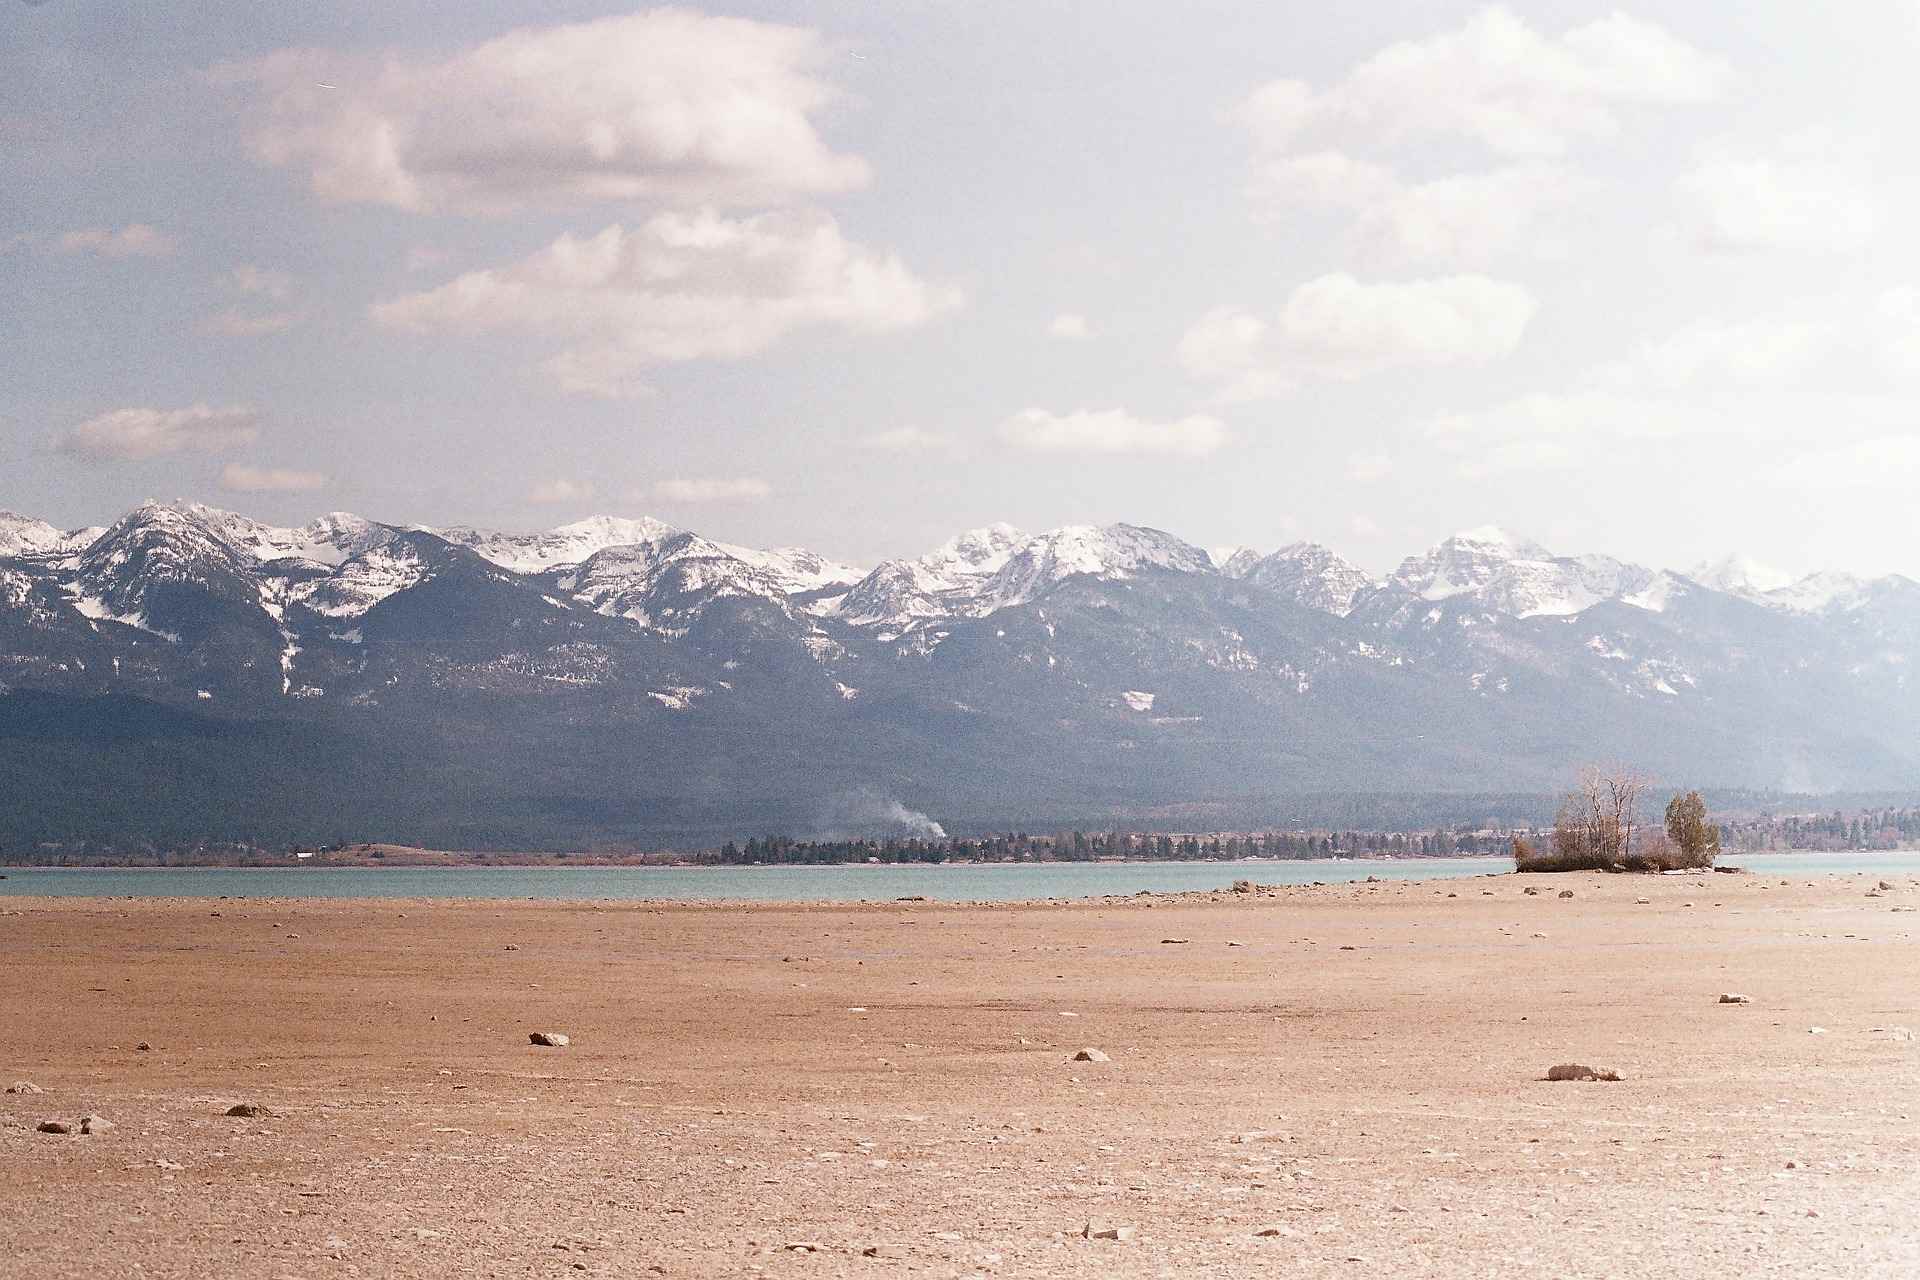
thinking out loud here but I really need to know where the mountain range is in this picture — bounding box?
[2,502,1916,850]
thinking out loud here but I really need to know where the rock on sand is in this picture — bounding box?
[1546,1063,1622,1082]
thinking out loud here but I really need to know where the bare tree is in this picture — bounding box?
[1548,764,1650,869]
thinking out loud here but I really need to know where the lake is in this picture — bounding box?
[2,851,1915,902]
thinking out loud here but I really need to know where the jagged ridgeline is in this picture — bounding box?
[3,505,1919,851]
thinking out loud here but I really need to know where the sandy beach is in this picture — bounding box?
[4,870,1918,1278]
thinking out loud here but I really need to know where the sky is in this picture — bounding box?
[4,1,1920,578]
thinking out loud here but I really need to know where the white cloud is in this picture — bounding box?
[220,463,326,493]
[1237,7,1731,160]
[1597,314,1829,390]
[1179,273,1535,399]
[1252,152,1581,264]
[206,265,303,336]
[1591,296,1920,392]
[1348,451,1393,482]
[56,224,175,259]
[1047,312,1093,340]
[205,307,302,337]
[1676,143,1880,254]
[229,264,294,299]
[1422,390,1737,477]
[1769,435,1920,490]
[998,407,1227,458]
[653,476,772,503]
[57,404,260,463]
[405,245,453,273]
[1877,288,1920,378]
[371,209,960,396]
[227,10,868,214]
[528,478,594,504]
[860,426,959,454]
[540,349,660,402]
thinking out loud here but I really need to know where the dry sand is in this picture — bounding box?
[3,870,1918,1277]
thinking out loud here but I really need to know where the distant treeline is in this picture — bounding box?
[8,806,1919,867]
[700,828,1527,866]
[1720,807,1920,853]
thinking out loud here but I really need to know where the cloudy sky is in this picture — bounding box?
[4,2,1919,576]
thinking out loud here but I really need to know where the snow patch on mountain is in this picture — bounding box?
[716,543,865,595]
[294,541,433,617]
[433,515,677,574]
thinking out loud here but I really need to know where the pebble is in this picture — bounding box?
[1159,938,1190,945]
[135,1042,151,1052]
[1558,890,1575,899]
[863,1244,908,1258]
[1083,1223,1135,1241]
[37,1120,72,1135]
[225,1103,273,1118]
[1072,1048,1110,1063]
[79,1114,113,1134]
[5,1081,44,1094]
[1719,993,1752,1004]
[529,1031,571,1047]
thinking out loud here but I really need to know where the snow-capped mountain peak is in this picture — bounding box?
[1394,527,1554,601]
[429,514,677,573]
[1213,546,1262,578]
[1393,529,1667,619]
[714,543,865,596]
[920,523,1029,585]
[1242,542,1378,616]
[978,523,1214,611]
[126,501,391,566]
[1687,554,1796,599]
[0,510,75,558]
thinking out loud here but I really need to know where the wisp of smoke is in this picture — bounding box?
[815,787,947,840]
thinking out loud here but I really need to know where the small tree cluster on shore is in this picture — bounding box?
[1516,767,1719,872]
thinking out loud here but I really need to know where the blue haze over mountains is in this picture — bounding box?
[1,503,1916,850]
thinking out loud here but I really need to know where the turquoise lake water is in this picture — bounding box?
[2,851,1915,902]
